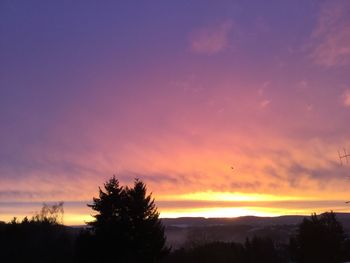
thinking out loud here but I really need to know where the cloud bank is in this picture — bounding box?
[311,0,350,67]
[190,20,233,55]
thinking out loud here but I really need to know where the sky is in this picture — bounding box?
[1,0,350,225]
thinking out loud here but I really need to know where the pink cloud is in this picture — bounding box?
[342,89,350,107]
[189,20,232,55]
[311,1,350,67]
[260,99,271,108]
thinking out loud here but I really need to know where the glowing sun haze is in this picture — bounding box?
[1,0,350,225]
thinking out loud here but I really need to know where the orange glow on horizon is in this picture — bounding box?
[159,207,310,218]
[159,191,312,202]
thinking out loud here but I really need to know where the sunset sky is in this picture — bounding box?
[1,0,350,225]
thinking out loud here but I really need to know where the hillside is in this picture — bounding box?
[162,213,350,248]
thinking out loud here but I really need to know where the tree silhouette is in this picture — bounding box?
[244,237,286,263]
[126,179,168,262]
[80,176,168,263]
[0,203,74,263]
[163,238,288,263]
[87,176,125,231]
[33,202,64,224]
[82,176,127,262]
[290,211,347,263]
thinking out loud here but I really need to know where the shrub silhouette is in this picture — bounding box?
[164,237,288,263]
[164,241,245,263]
[244,237,282,263]
[76,176,168,263]
[290,211,348,263]
[32,201,64,224]
[0,203,74,263]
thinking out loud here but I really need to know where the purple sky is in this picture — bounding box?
[1,0,350,224]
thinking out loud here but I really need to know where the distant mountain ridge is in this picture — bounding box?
[161,213,350,248]
[162,213,350,227]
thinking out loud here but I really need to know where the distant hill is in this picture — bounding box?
[161,213,350,248]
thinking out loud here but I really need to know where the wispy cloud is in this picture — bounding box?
[189,20,233,55]
[260,99,271,108]
[342,89,350,107]
[0,190,64,200]
[310,0,350,67]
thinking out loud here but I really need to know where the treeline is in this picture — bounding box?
[0,218,74,262]
[1,176,350,263]
[165,237,287,263]
[0,177,168,263]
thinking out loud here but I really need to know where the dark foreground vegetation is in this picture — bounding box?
[1,177,350,263]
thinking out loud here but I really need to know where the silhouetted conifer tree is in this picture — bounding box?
[290,211,348,263]
[85,176,127,262]
[81,176,168,263]
[126,179,168,262]
[87,176,125,231]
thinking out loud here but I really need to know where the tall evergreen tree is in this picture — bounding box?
[290,211,347,263]
[127,179,168,262]
[87,176,125,231]
[86,176,128,262]
[82,176,168,263]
